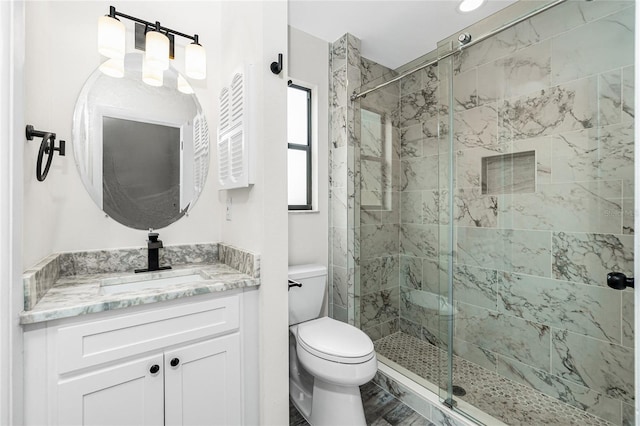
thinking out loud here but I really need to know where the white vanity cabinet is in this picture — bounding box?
[23,289,258,426]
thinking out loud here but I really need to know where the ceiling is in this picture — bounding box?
[288,0,517,70]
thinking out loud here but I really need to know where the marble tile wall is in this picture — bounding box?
[329,34,361,325]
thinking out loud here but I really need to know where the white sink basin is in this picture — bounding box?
[100,269,208,295]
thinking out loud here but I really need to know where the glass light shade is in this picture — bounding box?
[145,30,170,71]
[142,59,163,87]
[185,43,206,80]
[177,74,194,94]
[458,0,485,12]
[99,58,124,78]
[98,16,125,59]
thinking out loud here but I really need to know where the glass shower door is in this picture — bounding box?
[441,1,635,424]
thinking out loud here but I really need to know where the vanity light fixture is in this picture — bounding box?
[98,6,206,81]
[458,0,486,13]
[178,74,194,94]
[142,59,164,87]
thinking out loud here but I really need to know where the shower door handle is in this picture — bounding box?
[607,272,634,290]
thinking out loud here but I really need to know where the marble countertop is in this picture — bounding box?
[20,263,259,325]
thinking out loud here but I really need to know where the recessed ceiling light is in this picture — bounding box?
[458,0,486,13]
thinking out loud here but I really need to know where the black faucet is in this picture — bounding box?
[135,232,172,273]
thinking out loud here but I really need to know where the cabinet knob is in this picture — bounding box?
[149,364,160,374]
[170,358,180,367]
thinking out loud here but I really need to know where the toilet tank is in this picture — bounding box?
[288,264,327,326]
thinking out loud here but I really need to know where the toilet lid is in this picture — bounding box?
[297,317,374,364]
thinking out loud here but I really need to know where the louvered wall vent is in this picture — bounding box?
[217,64,255,189]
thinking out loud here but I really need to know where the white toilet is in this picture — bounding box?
[288,264,377,426]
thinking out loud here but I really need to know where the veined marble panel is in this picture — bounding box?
[360,287,399,330]
[401,155,439,191]
[331,107,347,148]
[526,0,632,44]
[454,265,497,310]
[453,338,498,372]
[331,35,346,70]
[454,23,538,74]
[511,136,552,185]
[498,181,623,234]
[622,65,634,123]
[501,76,597,141]
[423,119,439,157]
[332,227,348,268]
[360,224,400,260]
[330,145,347,188]
[477,40,551,105]
[496,355,622,425]
[346,33,361,69]
[552,231,634,287]
[400,255,422,290]
[623,402,634,426]
[457,227,552,278]
[361,89,400,129]
[453,103,500,151]
[423,257,448,295]
[598,69,622,126]
[456,147,500,189]
[331,67,347,109]
[622,290,634,348]
[400,89,439,128]
[361,159,383,196]
[361,109,384,157]
[381,191,400,225]
[400,224,439,258]
[400,69,423,97]
[498,272,621,343]
[552,329,634,404]
[331,186,348,228]
[552,123,634,184]
[381,255,399,290]
[360,56,397,88]
[332,265,348,308]
[455,302,551,371]
[454,188,498,228]
[401,123,423,158]
[360,258,381,295]
[401,191,422,224]
[400,288,450,335]
[423,189,444,225]
[453,68,477,111]
[551,8,634,85]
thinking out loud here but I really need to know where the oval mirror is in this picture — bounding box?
[72,52,209,230]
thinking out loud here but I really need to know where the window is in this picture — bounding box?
[287,84,312,210]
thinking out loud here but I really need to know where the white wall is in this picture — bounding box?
[23,1,222,269]
[218,1,289,424]
[0,2,25,424]
[287,26,329,268]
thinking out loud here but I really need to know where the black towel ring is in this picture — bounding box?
[26,124,65,182]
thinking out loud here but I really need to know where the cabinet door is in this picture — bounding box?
[164,334,241,426]
[57,353,164,426]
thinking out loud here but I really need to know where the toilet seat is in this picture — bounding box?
[296,317,374,364]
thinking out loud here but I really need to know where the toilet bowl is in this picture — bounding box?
[288,265,377,426]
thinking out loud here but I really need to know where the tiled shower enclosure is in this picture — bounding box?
[329,1,635,425]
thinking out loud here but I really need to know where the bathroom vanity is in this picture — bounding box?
[21,243,260,426]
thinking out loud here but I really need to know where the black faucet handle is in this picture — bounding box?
[148,232,160,242]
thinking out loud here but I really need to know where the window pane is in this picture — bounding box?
[288,149,308,205]
[287,87,309,146]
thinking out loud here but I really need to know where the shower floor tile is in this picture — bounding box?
[374,332,615,426]
[289,380,434,426]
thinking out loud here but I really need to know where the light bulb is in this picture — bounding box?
[458,0,486,13]
[99,58,124,78]
[143,59,163,87]
[145,30,170,71]
[185,42,206,80]
[98,15,125,59]
[178,74,194,94]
